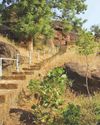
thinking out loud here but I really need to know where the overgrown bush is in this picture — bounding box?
[28,67,100,125]
[28,67,72,124]
[94,103,100,125]
[63,103,80,125]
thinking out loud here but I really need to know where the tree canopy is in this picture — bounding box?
[0,0,87,44]
[91,25,100,39]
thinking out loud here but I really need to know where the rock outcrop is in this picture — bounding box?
[0,41,21,68]
[53,21,77,47]
[64,62,100,94]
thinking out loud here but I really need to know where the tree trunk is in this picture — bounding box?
[85,55,91,99]
[49,39,55,49]
[28,37,33,53]
[28,37,33,65]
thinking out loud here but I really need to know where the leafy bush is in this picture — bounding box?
[28,67,72,124]
[94,103,100,125]
[63,103,80,125]
[28,67,72,108]
[27,67,100,125]
[28,79,40,93]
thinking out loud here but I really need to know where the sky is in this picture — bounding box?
[0,0,100,30]
[79,0,100,30]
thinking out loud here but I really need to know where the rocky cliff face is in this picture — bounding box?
[52,21,77,47]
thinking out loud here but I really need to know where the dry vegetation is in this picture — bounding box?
[0,35,100,125]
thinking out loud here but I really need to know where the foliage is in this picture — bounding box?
[94,102,100,124]
[27,67,100,125]
[28,67,69,108]
[63,103,80,125]
[91,93,100,125]
[72,18,87,32]
[28,67,72,124]
[91,25,100,40]
[1,0,54,42]
[28,79,40,93]
[76,30,96,97]
[0,0,87,43]
[79,100,97,125]
[76,30,95,56]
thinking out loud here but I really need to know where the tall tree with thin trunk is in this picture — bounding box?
[76,30,95,98]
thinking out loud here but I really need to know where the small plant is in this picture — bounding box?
[63,103,81,125]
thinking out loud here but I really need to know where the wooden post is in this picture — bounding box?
[16,54,20,72]
[0,58,2,78]
[29,51,32,65]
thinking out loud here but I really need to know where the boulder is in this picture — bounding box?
[64,62,100,94]
[0,41,22,68]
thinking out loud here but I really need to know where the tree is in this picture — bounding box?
[76,30,95,98]
[1,0,54,51]
[51,0,87,32]
[72,18,87,32]
[0,0,87,50]
[0,3,4,25]
[91,25,100,42]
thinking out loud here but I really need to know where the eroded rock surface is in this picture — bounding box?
[64,62,100,93]
[0,41,24,68]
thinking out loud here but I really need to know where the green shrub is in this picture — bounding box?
[28,79,40,93]
[28,67,71,124]
[63,103,80,125]
[94,103,100,125]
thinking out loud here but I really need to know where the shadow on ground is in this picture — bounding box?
[10,108,36,125]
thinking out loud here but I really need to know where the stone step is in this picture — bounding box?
[0,90,14,104]
[23,68,34,71]
[30,65,41,68]
[0,80,26,122]
[24,71,34,75]
[0,83,18,89]
[34,63,41,66]
[0,90,16,124]
[29,66,41,70]
[0,80,25,94]
[2,75,26,80]
[12,72,25,75]
[12,71,34,76]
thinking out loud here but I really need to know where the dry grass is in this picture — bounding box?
[35,45,100,80]
[1,35,100,79]
[0,35,100,125]
[0,35,17,47]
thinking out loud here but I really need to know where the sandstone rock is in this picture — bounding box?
[64,62,100,94]
[0,41,24,68]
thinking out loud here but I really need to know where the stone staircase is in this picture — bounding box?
[0,62,42,125]
[0,49,61,124]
